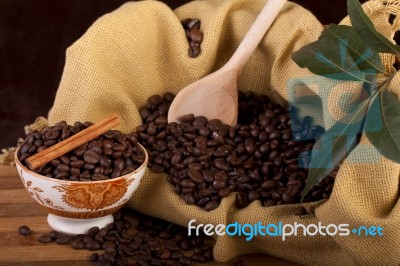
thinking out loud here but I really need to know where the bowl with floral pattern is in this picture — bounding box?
[14,143,148,235]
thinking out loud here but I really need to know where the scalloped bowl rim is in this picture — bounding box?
[14,142,149,184]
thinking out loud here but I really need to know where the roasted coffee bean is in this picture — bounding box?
[83,150,100,164]
[71,239,85,250]
[294,206,308,216]
[56,234,72,245]
[309,205,316,214]
[49,230,61,240]
[181,179,196,188]
[189,28,203,43]
[57,164,70,172]
[92,174,109,181]
[39,234,53,243]
[87,226,99,237]
[183,193,196,205]
[248,191,260,202]
[261,180,276,190]
[204,200,219,211]
[103,252,116,263]
[188,169,203,183]
[236,192,248,208]
[191,254,207,263]
[86,240,102,251]
[89,253,99,262]
[178,256,192,265]
[18,225,32,236]
[187,18,201,29]
[218,187,231,198]
[70,160,84,168]
[170,251,184,260]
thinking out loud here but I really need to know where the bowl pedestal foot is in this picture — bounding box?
[47,214,114,235]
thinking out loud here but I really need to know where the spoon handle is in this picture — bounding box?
[225,0,287,71]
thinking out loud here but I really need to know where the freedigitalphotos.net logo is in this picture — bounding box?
[188,220,384,241]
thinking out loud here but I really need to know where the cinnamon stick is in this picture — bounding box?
[26,113,120,170]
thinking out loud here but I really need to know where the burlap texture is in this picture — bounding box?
[47,0,400,265]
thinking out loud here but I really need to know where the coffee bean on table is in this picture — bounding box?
[36,209,214,264]
[49,230,61,240]
[70,239,85,250]
[39,234,53,243]
[18,225,32,236]
[56,233,73,245]
[90,253,99,262]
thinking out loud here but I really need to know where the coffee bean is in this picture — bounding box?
[168,251,182,261]
[248,191,260,202]
[92,174,109,181]
[218,187,231,198]
[189,28,203,43]
[57,164,70,172]
[39,234,53,243]
[18,225,32,236]
[70,160,84,168]
[213,180,227,190]
[294,206,307,216]
[86,240,102,251]
[261,180,276,190]
[103,252,116,263]
[49,230,61,240]
[89,253,99,262]
[191,254,207,262]
[56,234,72,245]
[181,179,196,188]
[204,200,219,211]
[178,256,192,265]
[87,227,99,237]
[189,46,201,57]
[187,18,200,29]
[71,239,85,250]
[184,193,196,205]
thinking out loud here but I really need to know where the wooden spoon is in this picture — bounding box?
[168,0,287,126]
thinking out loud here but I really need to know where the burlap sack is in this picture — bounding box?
[46,0,400,265]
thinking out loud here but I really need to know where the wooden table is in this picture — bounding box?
[0,165,299,265]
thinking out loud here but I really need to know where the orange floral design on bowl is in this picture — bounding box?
[52,178,134,210]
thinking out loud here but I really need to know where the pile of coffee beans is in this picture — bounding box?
[18,121,145,181]
[35,209,214,266]
[181,18,203,58]
[134,92,337,211]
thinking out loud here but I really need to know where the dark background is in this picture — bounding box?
[0,0,358,149]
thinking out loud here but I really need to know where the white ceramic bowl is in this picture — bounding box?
[15,144,148,235]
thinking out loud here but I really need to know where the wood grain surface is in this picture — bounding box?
[0,165,299,266]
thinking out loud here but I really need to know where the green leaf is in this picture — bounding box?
[366,89,400,163]
[348,0,400,55]
[301,98,370,200]
[292,24,385,83]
